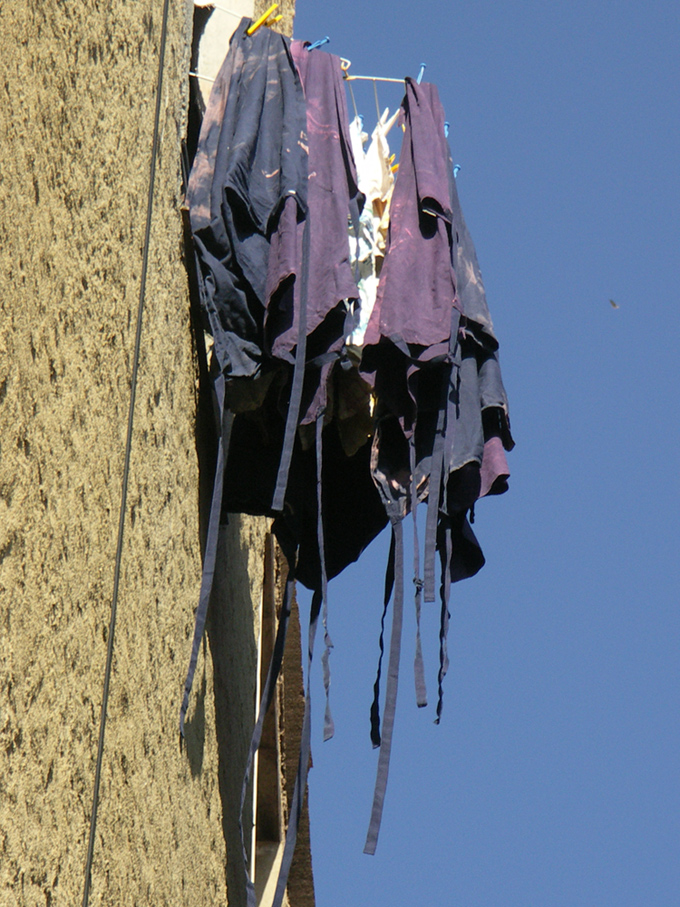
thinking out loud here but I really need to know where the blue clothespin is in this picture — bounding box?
[416,62,426,84]
[453,164,461,178]
[444,121,450,138]
[307,36,330,51]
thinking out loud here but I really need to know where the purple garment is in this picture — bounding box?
[364,79,459,354]
[359,78,514,575]
[480,436,509,497]
[447,151,497,345]
[266,43,360,422]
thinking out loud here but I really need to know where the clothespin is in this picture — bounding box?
[247,3,280,35]
[307,36,330,51]
[444,121,450,138]
[453,164,461,178]
[416,62,426,84]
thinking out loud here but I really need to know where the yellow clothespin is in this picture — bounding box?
[247,3,280,35]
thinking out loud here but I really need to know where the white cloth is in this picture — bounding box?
[348,108,399,348]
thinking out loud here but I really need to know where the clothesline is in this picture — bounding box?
[211,3,240,17]
[344,75,406,84]
[190,15,411,88]
[194,1,241,17]
[189,71,407,86]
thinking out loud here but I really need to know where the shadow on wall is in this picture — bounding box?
[208,521,261,907]
[180,134,264,905]
[183,646,207,779]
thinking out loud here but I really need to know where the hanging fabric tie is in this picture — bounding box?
[409,432,428,707]
[364,519,405,855]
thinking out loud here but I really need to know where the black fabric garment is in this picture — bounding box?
[222,379,387,590]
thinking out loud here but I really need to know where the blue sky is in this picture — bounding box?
[291,2,680,905]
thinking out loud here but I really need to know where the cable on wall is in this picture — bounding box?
[81,0,172,902]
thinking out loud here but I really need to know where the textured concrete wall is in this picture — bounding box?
[0,1,301,904]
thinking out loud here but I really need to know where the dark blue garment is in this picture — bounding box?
[186,18,308,379]
[186,27,382,587]
[181,19,309,743]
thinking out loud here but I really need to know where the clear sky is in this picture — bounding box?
[291,2,680,905]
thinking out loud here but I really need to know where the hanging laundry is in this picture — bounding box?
[360,77,514,854]
[184,20,385,598]
[183,24,387,906]
[182,19,514,902]
[212,35,386,587]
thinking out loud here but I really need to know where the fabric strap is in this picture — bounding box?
[271,584,321,907]
[423,367,450,603]
[364,519,404,855]
[435,520,453,724]
[269,409,335,906]
[424,302,460,602]
[409,433,428,708]
[316,413,335,741]
[370,529,396,747]
[272,212,311,512]
[179,373,232,737]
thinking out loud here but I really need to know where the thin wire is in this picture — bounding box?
[194,1,241,14]
[81,0,171,903]
[190,70,216,83]
[191,1,246,82]
[347,80,359,120]
[373,79,380,121]
[212,3,242,16]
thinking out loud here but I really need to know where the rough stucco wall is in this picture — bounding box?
[0,0,236,903]
[0,0,309,903]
